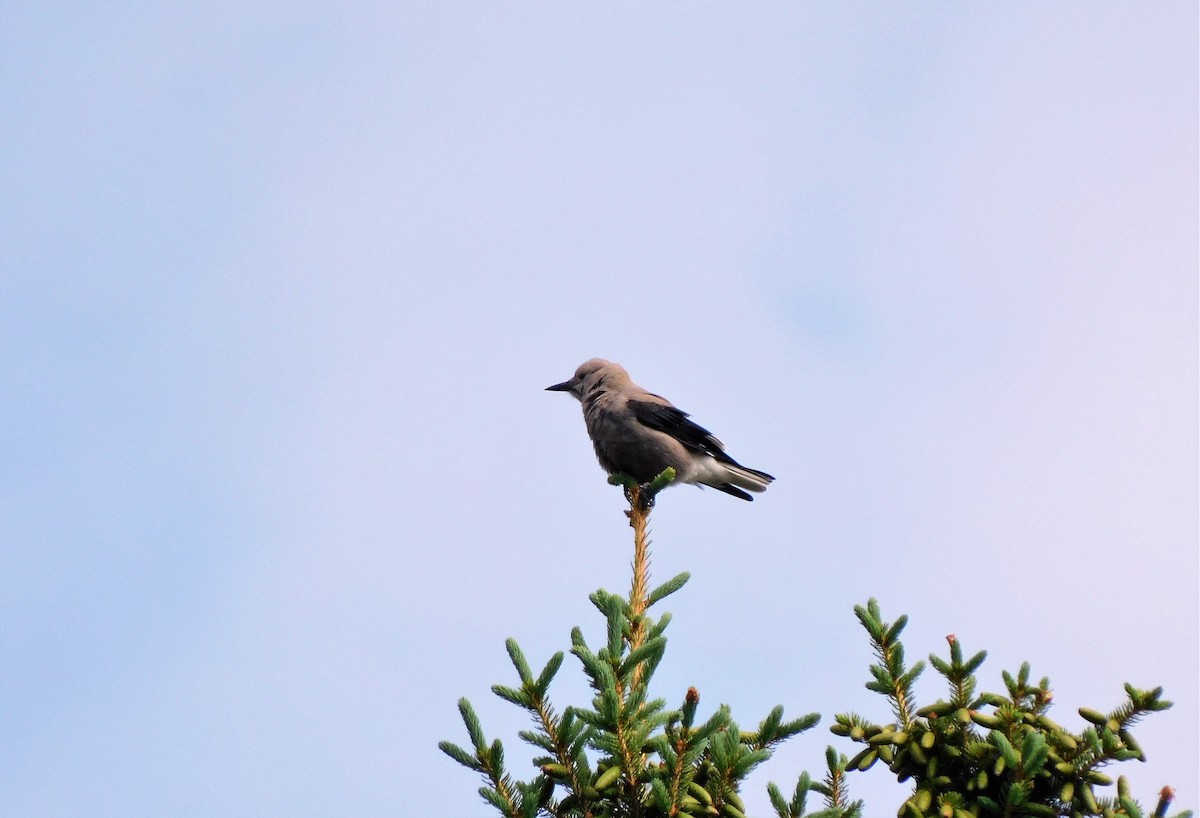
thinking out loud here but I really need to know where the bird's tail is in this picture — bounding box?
[700,461,775,501]
[723,463,774,493]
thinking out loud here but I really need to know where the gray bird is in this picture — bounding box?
[546,358,774,501]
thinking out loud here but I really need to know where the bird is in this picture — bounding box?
[546,358,774,501]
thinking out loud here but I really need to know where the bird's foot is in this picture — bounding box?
[611,468,673,516]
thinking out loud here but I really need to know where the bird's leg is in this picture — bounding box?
[608,472,642,521]
[636,466,676,511]
[609,468,674,516]
[624,484,652,522]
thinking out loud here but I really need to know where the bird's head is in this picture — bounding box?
[546,358,629,401]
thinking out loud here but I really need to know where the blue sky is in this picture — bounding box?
[2,4,1196,816]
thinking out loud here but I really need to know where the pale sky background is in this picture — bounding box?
[2,4,1196,817]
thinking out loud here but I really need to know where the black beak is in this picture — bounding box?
[545,380,574,392]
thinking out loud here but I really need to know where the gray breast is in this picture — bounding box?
[582,394,676,482]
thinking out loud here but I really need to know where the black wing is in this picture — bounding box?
[627,400,738,465]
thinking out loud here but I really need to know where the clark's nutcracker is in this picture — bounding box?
[546,358,774,501]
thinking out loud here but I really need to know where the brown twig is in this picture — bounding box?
[627,484,652,664]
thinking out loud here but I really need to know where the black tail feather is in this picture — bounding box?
[710,483,754,501]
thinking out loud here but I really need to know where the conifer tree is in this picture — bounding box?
[796,599,1192,818]
[440,470,843,818]
[442,470,1188,818]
